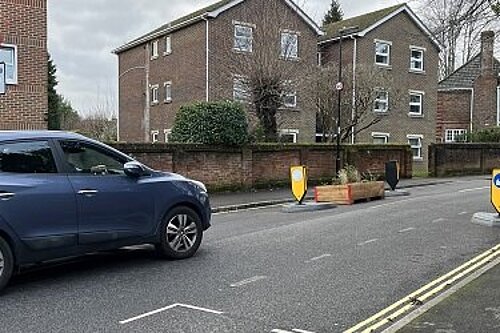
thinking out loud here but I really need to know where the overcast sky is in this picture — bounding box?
[48,0,405,116]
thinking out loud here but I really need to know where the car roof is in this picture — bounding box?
[0,131,88,142]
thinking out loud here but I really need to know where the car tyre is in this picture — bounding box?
[155,206,203,260]
[0,236,14,293]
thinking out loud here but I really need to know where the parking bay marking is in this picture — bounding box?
[272,329,316,333]
[230,275,267,288]
[357,239,379,246]
[306,253,332,263]
[398,227,416,234]
[119,303,223,325]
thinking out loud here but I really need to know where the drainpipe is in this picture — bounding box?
[470,88,474,134]
[203,17,210,102]
[497,86,500,126]
[144,44,151,142]
[351,36,357,144]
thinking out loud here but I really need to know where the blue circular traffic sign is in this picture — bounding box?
[493,174,500,188]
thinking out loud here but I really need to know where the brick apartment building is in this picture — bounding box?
[0,0,48,130]
[114,0,322,143]
[437,31,500,143]
[319,4,440,171]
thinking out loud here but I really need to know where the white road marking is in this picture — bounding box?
[307,254,332,262]
[357,239,379,246]
[119,303,223,325]
[230,275,267,288]
[458,211,468,216]
[459,186,489,193]
[271,329,316,333]
[292,329,317,333]
[213,204,285,215]
[398,227,416,233]
[432,218,446,223]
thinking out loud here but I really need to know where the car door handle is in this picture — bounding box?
[0,192,15,201]
[77,190,99,197]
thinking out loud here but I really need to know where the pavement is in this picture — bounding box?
[209,175,500,332]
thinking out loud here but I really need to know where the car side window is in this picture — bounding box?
[0,141,57,174]
[59,140,127,176]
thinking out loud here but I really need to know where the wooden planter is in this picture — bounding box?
[314,181,385,205]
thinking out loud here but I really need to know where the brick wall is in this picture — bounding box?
[436,89,471,142]
[0,0,47,129]
[112,143,413,190]
[429,143,500,176]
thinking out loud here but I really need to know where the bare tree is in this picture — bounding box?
[210,0,314,142]
[417,0,499,78]
[303,63,403,142]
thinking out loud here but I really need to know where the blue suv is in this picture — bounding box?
[0,131,211,292]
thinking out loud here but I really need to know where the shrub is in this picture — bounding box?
[170,101,249,145]
[466,128,500,143]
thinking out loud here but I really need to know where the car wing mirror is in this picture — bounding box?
[124,161,146,178]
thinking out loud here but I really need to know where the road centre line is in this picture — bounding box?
[119,303,223,325]
[344,243,500,333]
[398,227,416,233]
[357,239,379,246]
[459,186,489,193]
[307,254,332,262]
[230,275,267,287]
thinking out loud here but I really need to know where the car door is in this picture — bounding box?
[0,140,77,255]
[56,139,155,245]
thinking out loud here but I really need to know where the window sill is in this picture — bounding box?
[150,56,159,61]
[151,101,159,106]
[164,99,172,104]
[409,69,425,74]
[408,113,424,118]
[375,63,392,69]
[233,49,253,54]
[373,110,389,115]
[280,56,301,62]
[163,52,172,56]
[412,158,424,162]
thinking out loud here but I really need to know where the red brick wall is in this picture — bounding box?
[436,90,471,142]
[112,143,413,190]
[0,0,47,129]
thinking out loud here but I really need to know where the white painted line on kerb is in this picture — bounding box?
[271,329,316,333]
[119,303,223,325]
[459,186,489,193]
[398,227,416,233]
[230,275,267,288]
[307,254,332,262]
[432,218,446,223]
[357,239,379,246]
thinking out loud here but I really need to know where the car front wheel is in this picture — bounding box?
[155,206,203,260]
[0,236,14,293]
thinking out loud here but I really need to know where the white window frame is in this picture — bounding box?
[151,84,159,104]
[164,36,172,55]
[151,130,159,143]
[407,134,423,160]
[280,129,299,143]
[445,129,467,143]
[0,44,18,84]
[410,46,425,72]
[164,129,172,143]
[409,90,424,116]
[164,81,172,103]
[281,31,299,60]
[233,75,250,102]
[151,40,159,59]
[372,132,390,144]
[374,90,389,113]
[233,22,254,53]
[374,40,392,66]
[282,80,297,108]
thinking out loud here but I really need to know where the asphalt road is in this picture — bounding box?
[1,177,499,333]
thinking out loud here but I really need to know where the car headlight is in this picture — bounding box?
[189,180,207,193]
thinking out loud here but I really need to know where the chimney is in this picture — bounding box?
[480,30,495,76]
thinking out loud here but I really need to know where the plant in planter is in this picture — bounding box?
[315,165,385,205]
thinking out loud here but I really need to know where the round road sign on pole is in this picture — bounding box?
[491,169,500,215]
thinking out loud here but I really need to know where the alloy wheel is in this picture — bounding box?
[166,214,198,253]
[0,247,4,277]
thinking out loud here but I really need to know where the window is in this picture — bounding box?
[151,130,159,143]
[374,90,389,113]
[375,40,391,66]
[282,81,297,108]
[59,140,128,175]
[0,44,17,84]
[151,84,159,104]
[445,129,467,143]
[164,36,172,55]
[151,40,159,59]
[410,47,425,72]
[407,135,423,160]
[233,76,250,102]
[280,129,299,143]
[0,141,57,174]
[409,91,424,116]
[372,132,390,144]
[164,81,172,103]
[164,129,172,143]
[281,31,299,59]
[234,23,253,53]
